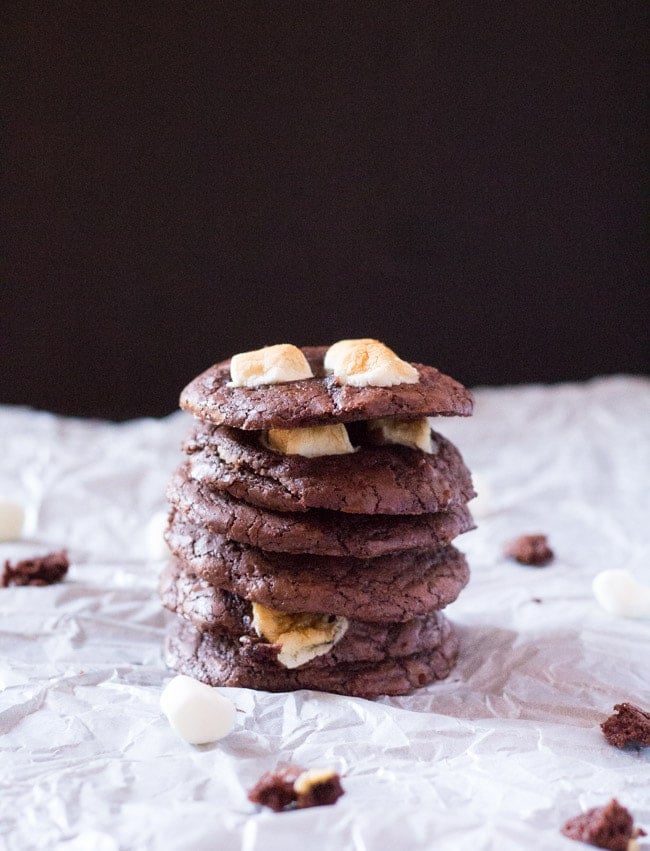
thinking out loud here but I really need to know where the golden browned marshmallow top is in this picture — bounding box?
[293,768,339,795]
[324,338,419,387]
[229,344,313,387]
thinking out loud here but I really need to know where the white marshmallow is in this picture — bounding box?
[0,500,25,542]
[229,344,313,387]
[145,511,170,560]
[324,339,419,387]
[266,424,355,458]
[592,569,650,619]
[251,603,349,669]
[367,417,434,453]
[160,675,236,744]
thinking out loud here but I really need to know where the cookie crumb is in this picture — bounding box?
[504,534,554,566]
[561,799,646,851]
[248,765,344,812]
[1,550,69,587]
[294,768,344,809]
[601,703,650,749]
[248,766,303,812]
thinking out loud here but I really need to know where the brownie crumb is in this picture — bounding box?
[248,765,344,812]
[1,550,69,587]
[504,534,554,566]
[601,703,650,749]
[561,799,646,851]
[294,768,344,809]
[248,766,303,812]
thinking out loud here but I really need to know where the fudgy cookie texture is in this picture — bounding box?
[504,534,554,566]
[600,703,650,749]
[160,560,452,664]
[165,513,470,621]
[168,465,474,558]
[165,618,460,698]
[162,339,475,698]
[561,799,646,851]
[1,550,69,587]
[184,423,475,515]
[180,346,473,430]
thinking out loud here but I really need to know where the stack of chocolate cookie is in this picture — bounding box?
[161,340,475,698]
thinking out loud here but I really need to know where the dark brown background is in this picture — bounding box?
[3,2,647,419]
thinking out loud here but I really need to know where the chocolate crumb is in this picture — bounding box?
[248,766,344,812]
[294,769,344,809]
[561,799,646,851]
[248,766,303,812]
[531,597,543,604]
[601,703,650,749]
[504,534,554,566]
[1,550,69,587]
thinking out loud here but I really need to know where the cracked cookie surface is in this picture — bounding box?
[165,618,460,698]
[159,560,452,664]
[180,346,473,430]
[185,423,475,515]
[165,511,470,621]
[167,464,474,558]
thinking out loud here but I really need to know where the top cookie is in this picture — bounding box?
[180,344,473,429]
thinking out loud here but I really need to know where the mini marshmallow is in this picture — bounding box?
[160,675,236,745]
[229,344,313,387]
[367,417,434,453]
[266,424,355,458]
[145,511,170,560]
[324,339,419,387]
[592,569,650,619]
[0,500,25,542]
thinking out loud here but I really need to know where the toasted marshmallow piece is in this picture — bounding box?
[160,675,236,744]
[324,338,419,387]
[367,417,434,453]
[229,344,313,387]
[592,569,650,619]
[294,768,338,795]
[252,603,349,669]
[145,511,170,560]
[266,424,354,457]
[0,501,25,542]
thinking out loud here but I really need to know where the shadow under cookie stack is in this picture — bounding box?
[161,340,475,698]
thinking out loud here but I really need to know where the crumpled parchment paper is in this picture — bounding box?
[1,375,649,851]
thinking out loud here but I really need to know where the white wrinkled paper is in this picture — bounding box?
[1,376,649,851]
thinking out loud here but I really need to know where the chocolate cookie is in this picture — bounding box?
[600,703,650,748]
[159,561,251,634]
[185,423,475,515]
[180,346,473,430]
[165,511,470,621]
[168,464,474,557]
[165,618,460,698]
[159,560,452,665]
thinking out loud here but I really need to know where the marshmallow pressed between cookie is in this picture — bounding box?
[163,338,475,698]
[182,423,474,516]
